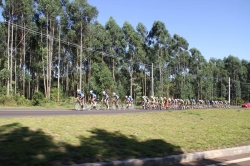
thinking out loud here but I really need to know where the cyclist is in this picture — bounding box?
[128,95,134,108]
[77,89,85,108]
[206,100,210,108]
[102,91,109,109]
[142,96,147,109]
[113,92,119,109]
[124,96,130,108]
[190,98,196,109]
[150,96,156,109]
[89,90,97,108]
[159,97,164,109]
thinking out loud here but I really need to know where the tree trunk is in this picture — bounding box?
[112,58,115,81]
[58,25,61,102]
[46,16,49,98]
[41,28,47,96]
[129,54,134,96]
[80,23,82,90]
[7,19,10,96]
[48,25,54,99]
[10,20,14,95]
[159,50,163,96]
[23,23,26,97]
[28,53,31,99]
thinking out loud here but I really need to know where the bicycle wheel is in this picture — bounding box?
[74,102,82,111]
[84,103,91,110]
[95,103,100,110]
[122,103,127,110]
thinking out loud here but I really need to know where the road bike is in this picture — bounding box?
[74,97,87,111]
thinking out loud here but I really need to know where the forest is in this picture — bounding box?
[0,0,249,106]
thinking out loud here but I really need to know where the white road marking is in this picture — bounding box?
[206,157,250,166]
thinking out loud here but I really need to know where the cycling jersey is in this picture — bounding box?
[152,97,155,102]
[77,92,84,98]
[90,93,97,99]
[128,97,133,102]
[142,96,147,102]
[114,94,119,99]
[103,94,109,99]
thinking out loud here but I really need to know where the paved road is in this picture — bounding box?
[0,108,168,118]
[167,153,250,166]
[0,106,245,118]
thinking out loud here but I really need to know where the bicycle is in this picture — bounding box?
[74,97,86,111]
[111,99,120,110]
[122,100,134,110]
[83,98,101,110]
[99,99,109,110]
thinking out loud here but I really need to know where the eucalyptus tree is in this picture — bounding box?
[169,34,189,98]
[0,22,8,89]
[148,21,171,96]
[224,55,242,104]
[36,0,62,98]
[91,21,111,61]
[189,48,207,100]
[105,16,126,81]
[211,58,228,99]
[136,22,149,95]
[2,0,19,96]
[1,0,33,96]
[123,21,145,96]
[16,0,36,98]
[239,59,249,101]
[67,0,98,91]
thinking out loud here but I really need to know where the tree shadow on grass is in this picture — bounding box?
[0,123,65,166]
[0,123,183,166]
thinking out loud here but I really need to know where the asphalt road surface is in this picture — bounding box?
[0,108,167,118]
[0,106,245,118]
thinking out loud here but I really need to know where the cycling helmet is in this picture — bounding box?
[77,89,81,92]
[129,96,131,98]
[103,91,106,94]
[125,96,128,98]
[90,90,93,93]
[113,92,116,95]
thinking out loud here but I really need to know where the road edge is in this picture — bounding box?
[70,145,250,166]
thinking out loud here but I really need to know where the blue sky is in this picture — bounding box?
[87,0,250,61]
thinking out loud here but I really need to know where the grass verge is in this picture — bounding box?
[0,109,250,165]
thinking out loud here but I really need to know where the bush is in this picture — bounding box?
[16,95,31,106]
[32,91,45,106]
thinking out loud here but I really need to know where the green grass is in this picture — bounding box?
[0,109,250,165]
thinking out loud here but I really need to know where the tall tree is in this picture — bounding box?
[148,21,170,96]
[105,16,125,81]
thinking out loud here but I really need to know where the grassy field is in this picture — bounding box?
[0,108,250,166]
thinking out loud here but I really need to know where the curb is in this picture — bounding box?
[70,145,250,166]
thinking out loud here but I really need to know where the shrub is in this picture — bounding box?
[32,91,44,106]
